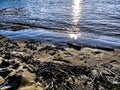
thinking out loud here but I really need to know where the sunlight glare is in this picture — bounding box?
[69,0,83,40]
[69,33,78,40]
[72,0,82,25]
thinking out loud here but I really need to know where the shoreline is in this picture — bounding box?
[0,28,120,51]
[0,36,120,90]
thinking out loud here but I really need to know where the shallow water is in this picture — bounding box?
[0,0,120,48]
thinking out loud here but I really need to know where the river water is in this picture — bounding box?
[0,0,120,49]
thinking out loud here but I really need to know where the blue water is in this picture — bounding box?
[0,0,120,49]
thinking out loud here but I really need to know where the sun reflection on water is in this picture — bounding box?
[69,0,83,40]
[72,0,82,24]
[69,33,78,40]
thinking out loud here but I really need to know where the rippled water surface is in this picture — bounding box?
[0,0,120,48]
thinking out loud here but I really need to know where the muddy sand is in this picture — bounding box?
[0,35,120,90]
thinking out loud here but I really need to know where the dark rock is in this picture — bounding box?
[67,43,82,50]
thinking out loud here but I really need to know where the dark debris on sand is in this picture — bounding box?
[0,38,120,90]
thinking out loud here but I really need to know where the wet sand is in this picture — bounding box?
[0,35,120,90]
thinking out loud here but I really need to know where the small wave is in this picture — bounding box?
[0,16,71,32]
[0,29,120,50]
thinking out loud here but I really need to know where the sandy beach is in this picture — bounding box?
[0,35,120,90]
